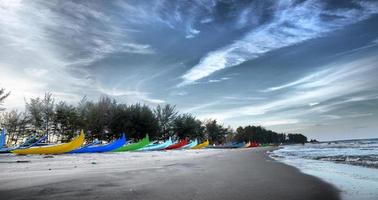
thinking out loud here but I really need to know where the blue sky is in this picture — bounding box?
[0,0,377,140]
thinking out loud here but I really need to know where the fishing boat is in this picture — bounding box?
[192,139,209,149]
[1,132,48,153]
[0,129,5,149]
[181,139,198,149]
[207,142,245,149]
[12,130,85,155]
[139,137,173,151]
[248,141,259,148]
[164,139,188,150]
[113,134,149,152]
[70,133,126,153]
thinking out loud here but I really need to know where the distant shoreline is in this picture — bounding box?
[0,148,340,200]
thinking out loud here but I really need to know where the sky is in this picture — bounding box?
[0,0,378,141]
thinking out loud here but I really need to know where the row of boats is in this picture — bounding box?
[0,129,260,155]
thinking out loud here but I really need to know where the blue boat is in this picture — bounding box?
[0,130,48,153]
[181,139,198,149]
[207,142,245,149]
[139,137,173,151]
[70,133,126,153]
[0,129,5,148]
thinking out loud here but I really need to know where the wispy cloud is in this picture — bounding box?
[180,0,378,86]
[0,0,158,109]
[195,55,378,122]
[97,86,165,105]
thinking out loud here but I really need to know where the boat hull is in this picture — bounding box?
[181,140,198,149]
[165,139,188,150]
[192,140,209,149]
[113,135,149,152]
[70,134,126,153]
[12,130,85,155]
[139,138,173,151]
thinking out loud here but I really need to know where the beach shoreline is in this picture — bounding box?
[0,147,340,200]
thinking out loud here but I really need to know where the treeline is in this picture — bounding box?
[234,126,307,144]
[0,90,307,145]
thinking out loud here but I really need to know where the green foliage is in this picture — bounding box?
[205,119,229,144]
[54,101,80,141]
[173,114,204,139]
[110,103,159,140]
[287,134,308,144]
[154,104,178,139]
[234,125,306,144]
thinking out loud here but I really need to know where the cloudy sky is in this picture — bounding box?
[1,0,378,140]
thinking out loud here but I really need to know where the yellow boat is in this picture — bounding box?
[12,130,85,155]
[191,139,209,149]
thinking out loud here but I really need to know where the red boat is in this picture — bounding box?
[164,139,188,150]
[248,141,259,148]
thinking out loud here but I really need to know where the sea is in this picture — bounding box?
[270,138,378,200]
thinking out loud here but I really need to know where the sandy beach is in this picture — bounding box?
[0,147,340,200]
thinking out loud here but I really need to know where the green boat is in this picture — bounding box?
[113,134,149,152]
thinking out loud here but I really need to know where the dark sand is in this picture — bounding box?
[0,148,340,200]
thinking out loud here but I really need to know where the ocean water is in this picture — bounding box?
[270,138,378,200]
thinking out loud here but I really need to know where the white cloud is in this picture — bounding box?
[180,0,378,86]
[194,56,378,121]
[0,1,158,109]
[260,119,299,126]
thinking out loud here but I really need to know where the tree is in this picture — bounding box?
[154,104,178,139]
[42,92,55,137]
[173,114,204,140]
[287,134,307,144]
[1,110,29,145]
[234,125,307,144]
[204,119,228,144]
[54,101,80,141]
[25,97,43,130]
[110,104,159,140]
[0,88,10,111]
[78,96,117,141]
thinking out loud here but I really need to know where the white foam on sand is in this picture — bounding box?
[0,149,227,190]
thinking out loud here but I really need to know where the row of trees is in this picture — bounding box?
[0,89,307,145]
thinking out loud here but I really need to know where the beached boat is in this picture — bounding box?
[70,133,126,153]
[192,139,209,149]
[12,130,85,155]
[165,139,188,150]
[139,137,173,151]
[248,141,258,148]
[207,142,245,149]
[181,139,198,149]
[0,129,5,149]
[1,134,48,153]
[113,134,149,152]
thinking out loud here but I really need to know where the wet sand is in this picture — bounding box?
[0,148,340,200]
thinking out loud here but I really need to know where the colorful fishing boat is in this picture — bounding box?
[1,133,48,153]
[248,141,259,148]
[113,134,149,152]
[192,139,209,149]
[0,129,5,149]
[207,142,245,149]
[139,137,173,151]
[70,133,126,153]
[12,130,85,155]
[181,139,198,149]
[164,139,188,150]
